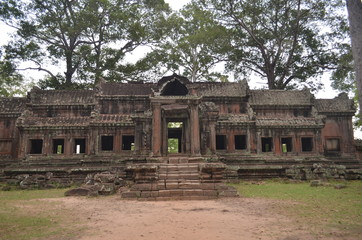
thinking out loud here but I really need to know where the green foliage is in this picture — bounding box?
[137,1,233,82]
[0,0,171,89]
[0,57,26,96]
[168,138,179,153]
[200,0,351,90]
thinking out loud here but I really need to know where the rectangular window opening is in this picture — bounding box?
[74,138,86,154]
[326,138,340,151]
[101,136,114,151]
[301,137,313,152]
[122,135,135,150]
[53,139,64,154]
[216,135,227,150]
[30,139,43,154]
[235,135,247,150]
[281,137,293,153]
[261,137,273,152]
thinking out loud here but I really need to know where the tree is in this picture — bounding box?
[346,0,362,117]
[0,0,170,89]
[135,1,232,82]
[201,0,349,90]
[0,58,25,96]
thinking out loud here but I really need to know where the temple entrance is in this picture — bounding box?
[167,121,184,154]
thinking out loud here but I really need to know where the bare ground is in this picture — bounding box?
[37,196,356,240]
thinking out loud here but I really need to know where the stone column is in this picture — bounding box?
[134,122,142,155]
[247,126,251,153]
[209,122,216,154]
[190,104,200,155]
[256,130,261,154]
[152,103,162,156]
[227,131,234,153]
[43,132,51,156]
[65,135,72,155]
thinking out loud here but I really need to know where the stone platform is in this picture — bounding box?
[121,162,239,200]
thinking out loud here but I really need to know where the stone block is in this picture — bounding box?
[183,189,204,196]
[168,189,184,196]
[140,191,153,198]
[165,182,179,189]
[121,191,141,198]
[218,190,238,197]
[178,182,201,189]
[94,172,116,183]
[157,183,166,190]
[203,190,218,197]
[201,183,216,190]
[131,183,153,191]
[158,190,171,197]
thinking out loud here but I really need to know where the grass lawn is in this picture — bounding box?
[232,180,362,237]
[0,187,77,240]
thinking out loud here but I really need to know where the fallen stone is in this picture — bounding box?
[310,180,323,187]
[64,185,100,197]
[334,184,347,189]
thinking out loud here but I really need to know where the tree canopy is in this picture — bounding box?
[0,0,170,90]
[200,0,350,90]
[0,0,354,94]
[136,2,232,82]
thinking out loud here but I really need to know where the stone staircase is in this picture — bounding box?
[121,162,239,200]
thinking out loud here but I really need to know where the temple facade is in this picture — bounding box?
[0,74,360,183]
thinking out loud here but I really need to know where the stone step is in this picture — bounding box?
[158,165,199,172]
[158,173,200,180]
[121,186,239,200]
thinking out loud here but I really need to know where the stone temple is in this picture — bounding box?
[0,74,361,198]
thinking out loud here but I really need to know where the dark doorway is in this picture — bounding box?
[122,135,135,150]
[161,80,188,96]
[235,135,247,150]
[30,139,43,154]
[301,137,313,152]
[261,137,273,152]
[101,136,114,151]
[168,122,183,154]
[281,137,293,153]
[74,138,86,154]
[216,135,227,150]
[53,139,64,154]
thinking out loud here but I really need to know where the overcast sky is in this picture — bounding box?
[165,0,191,10]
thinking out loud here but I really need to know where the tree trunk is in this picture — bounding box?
[347,0,362,118]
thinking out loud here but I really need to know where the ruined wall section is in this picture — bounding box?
[0,98,27,160]
[315,93,356,156]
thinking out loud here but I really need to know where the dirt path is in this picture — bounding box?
[44,196,333,240]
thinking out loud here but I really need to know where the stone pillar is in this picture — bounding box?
[43,132,51,156]
[227,132,234,153]
[152,103,162,156]
[256,130,261,154]
[209,122,216,154]
[134,122,142,155]
[190,104,200,155]
[114,130,121,153]
[65,135,72,155]
[247,126,251,153]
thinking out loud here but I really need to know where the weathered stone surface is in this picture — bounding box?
[334,184,347,189]
[286,164,347,180]
[310,180,323,187]
[64,185,100,197]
